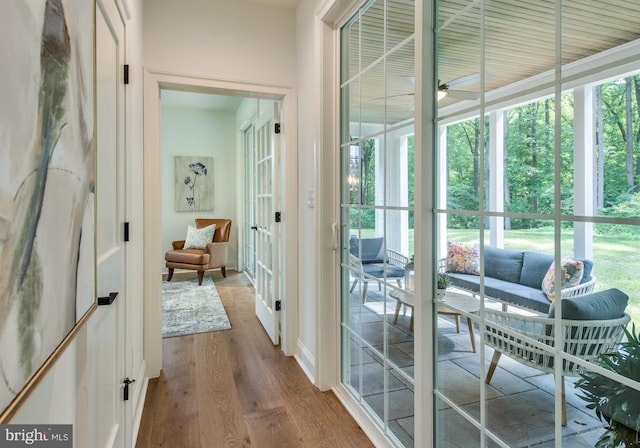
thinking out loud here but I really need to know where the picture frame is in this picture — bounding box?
[0,0,96,421]
[174,156,215,212]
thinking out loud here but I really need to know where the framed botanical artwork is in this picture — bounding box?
[0,0,96,421]
[174,156,214,212]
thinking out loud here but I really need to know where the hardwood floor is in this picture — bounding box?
[136,271,373,448]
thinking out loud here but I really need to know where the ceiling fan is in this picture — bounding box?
[438,72,490,101]
[401,73,488,101]
[371,72,489,103]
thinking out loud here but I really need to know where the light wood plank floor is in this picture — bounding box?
[136,271,373,448]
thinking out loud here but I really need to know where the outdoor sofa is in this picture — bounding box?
[442,243,596,314]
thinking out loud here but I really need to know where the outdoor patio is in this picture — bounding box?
[347,286,613,447]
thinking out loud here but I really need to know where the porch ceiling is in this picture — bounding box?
[349,0,640,125]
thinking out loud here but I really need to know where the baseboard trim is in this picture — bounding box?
[332,384,394,448]
[294,338,316,385]
[131,360,148,447]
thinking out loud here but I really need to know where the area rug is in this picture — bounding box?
[162,278,231,337]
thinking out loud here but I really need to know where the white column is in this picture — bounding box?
[573,86,594,260]
[438,126,448,259]
[374,135,384,235]
[489,110,505,247]
[381,129,409,254]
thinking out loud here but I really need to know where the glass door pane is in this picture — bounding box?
[340,1,415,446]
[244,124,256,281]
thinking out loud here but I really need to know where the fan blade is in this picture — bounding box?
[370,93,414,101]
[447,90,480,100]
[444,72,490,90]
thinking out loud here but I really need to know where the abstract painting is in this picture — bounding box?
[0,0,95,420]
[174,156,214,212]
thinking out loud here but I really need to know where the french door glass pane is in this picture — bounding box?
[340,0,415,446]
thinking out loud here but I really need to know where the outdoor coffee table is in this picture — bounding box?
[437,290,479,353]
[390,288,415,331]
[390,288,479,352]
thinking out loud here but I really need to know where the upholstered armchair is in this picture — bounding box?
[165,218,232,285]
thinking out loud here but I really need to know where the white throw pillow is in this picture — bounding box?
[183,224,216,249]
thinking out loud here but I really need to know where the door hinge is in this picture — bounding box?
[275,211,281,222]
[124,64,129,84]
[274,123,281,134]
[124,222,130,242]
[275,300,281,311]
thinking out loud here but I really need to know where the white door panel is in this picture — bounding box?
[93,0,128,446]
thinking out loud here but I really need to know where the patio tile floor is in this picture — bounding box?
[347,286,611,447]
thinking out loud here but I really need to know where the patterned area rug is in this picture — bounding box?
[162,278,231,338]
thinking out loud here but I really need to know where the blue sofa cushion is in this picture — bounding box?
[519,252,554,289]
[447,273,552,313]
[484,246,524,284]
[350,236,384,264]
[548,288,628,320]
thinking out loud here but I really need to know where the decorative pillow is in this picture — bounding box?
[183,224,216,249]
[541,257,584,300]
[446,241,480,275]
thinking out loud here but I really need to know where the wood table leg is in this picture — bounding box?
[466,316,476,353]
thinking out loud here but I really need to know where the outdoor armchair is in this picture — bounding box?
[483,288,630,425]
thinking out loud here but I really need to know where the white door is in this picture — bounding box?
[90,0,129,446]
[254,102,281,345]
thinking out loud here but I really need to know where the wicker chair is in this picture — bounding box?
[484,306,630,425]
[349,249,408,303]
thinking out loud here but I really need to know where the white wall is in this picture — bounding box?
[161,104,238,271]
[143,0,296,87]
[294,0,322,380]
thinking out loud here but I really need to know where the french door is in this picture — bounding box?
[254,101,281,345]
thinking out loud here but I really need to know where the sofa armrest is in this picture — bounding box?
[172,240,186,250]
[561,275,596,299]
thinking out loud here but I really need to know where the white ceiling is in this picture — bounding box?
[161,90,245,112]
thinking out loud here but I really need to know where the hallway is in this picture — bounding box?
[136,272,373,447]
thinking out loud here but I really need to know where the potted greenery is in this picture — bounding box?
[575,325,640,447]
[436,273,451,300]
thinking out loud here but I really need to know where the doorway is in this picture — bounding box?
[143,70,299,378]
